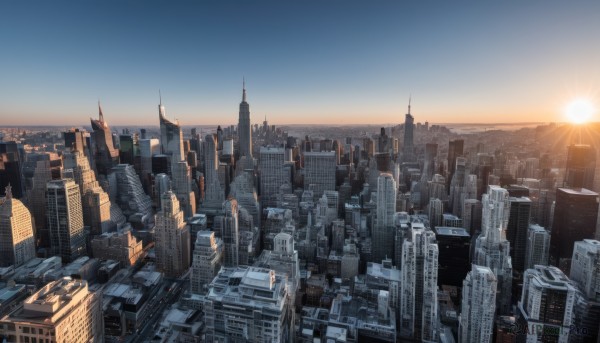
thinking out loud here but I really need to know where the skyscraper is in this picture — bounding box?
[564,144,596,189]
[46,179,86,263]
[303,151,336,200]
[525,224,550,270]
[238,79,253,158]
[219,198,239,267]
[400,226,439,341]
[0,278,103,343]
[447,139,464,191]
[506,196,532,274]
[108,164,153,228]
[473,185,513,314]
[191,230,223,294]
[158,96,184,162]
[435,227,471,287]
[517,266,577,343]
[570,239,600,302]
[459,265,497,343]
[373,173,396,263]
[0,142,23,199]
[30,159,54,247]
[259,147,287,208]
[0,185,36,267]
[202,134,225,210]
[90,102,119,176]
[403,98,415,162]
[155,190,191,277]
[550,188,599,269]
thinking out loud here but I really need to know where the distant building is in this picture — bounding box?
[90,103,119,176]
[259,147,287,207]
[459,265,497,343]
[238,80,253,158]
[0,277,103,343]
[0,185,36,267]
[403,100,415,162]
[303,151,336,200]
[564,144,596,189]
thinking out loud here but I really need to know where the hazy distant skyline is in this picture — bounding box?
[1,1,599,126]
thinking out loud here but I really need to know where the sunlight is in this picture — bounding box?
[565,98,596,124]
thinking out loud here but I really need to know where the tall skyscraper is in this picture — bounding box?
[191,230,223,294]
[158,96,184,162]
[403,98,415,162]
[171,160,196,218]
[46,179,86,263]
[435,227,471,287]
[90,102,119,176]
[0,142,23,199]
[219,198,239,267]
[0,185,36,267]
[400,226,439,341]
[155,190,191,277]
[108,164,153,228]
[303,151,336,200]
[506,196,532,274]
[238,79,253,158]
[202,134,225,210]
[447,139,464,191]
[550,188,599,269]
[525,224,550,270]
[564,144,596,189]
[473,185,513,314]
[570,239,600,302]
[373,173,396,263]
[517,266,577,343]
[30,159,54,247]
[259,147,287,207]
[459,265,497,343]
[0,278,103,343]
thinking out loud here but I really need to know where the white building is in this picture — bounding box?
[259,147,287,207]
[0,185,36,267]
[525,224,550,270]
[155,191,191,277]
[459,265,497,343]
[570,239,600,302]
[373,173,397,263]
[191,230,223,294]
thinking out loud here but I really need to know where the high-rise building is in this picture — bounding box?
[0,278,103,343]
[525,224,550,270]
[155,190,191,277]
[473,185,513,314]
[459,265,497,343]
[373,173,397,263]
[428,198,443,229]
[564,144,596,189]
[303,151,336,200]
[447,139,464,191]
[259,147,287,207]
[90,102,119,176]
[219,198,239,267]
[0,142,23,199]
[400,226,439,341]
[191,230,223,294]
[516,266,577,343]
[202,134,224,210]
[550,188,599,269]
[238,79,253,158]
[201,266,293,342]
[90,228,144,266]
[158,97,184,162]
[30,160,55,247]
[0,185,36,267]
[506,197,532,274]
[108,164,153,228]
[435,227,470,287]
[171,160,196,218]
[570,239,600,302]
[46,179,86,263]
[403,99,415,162]
[63,128,89,155]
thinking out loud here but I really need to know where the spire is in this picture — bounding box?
[5,183,12,200]
[98,100,104,122]
[408,95,411,115]
[158,89,166,118]
[242,77,247,102]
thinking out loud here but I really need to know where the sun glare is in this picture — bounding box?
[565,98,595,124]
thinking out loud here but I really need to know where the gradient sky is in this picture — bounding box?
[1,1,600,126]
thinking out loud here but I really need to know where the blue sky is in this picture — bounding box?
[1,1,599,126]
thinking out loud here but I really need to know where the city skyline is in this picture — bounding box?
[1,1,600,126]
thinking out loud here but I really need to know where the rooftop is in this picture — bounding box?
[435,227,470,237]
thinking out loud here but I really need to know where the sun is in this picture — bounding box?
[565,98,596,124]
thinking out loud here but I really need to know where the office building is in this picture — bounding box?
[90,228,144,266]
[0,185,36,267]
[570,239,600,302]
[155,191,191,277]
[158,97,184,162]
[435,227,470,287]
[238,79,253,158]
[46,179,86,263]
[400,226,439,342]
[550,188,598,269]
[108,164,153,228]
[0,278,103,343]
[202,134,224,210]
[516,266,577,343]
[459,265,497,343]
[259,147,287,207]
[447,139,464,191]
[403,99,415,162]
[373,173,397,263]
[201,266,293,342]
[191,230,223,294]
[303,151,336,200]
[525,224,550,270]
[218,198,239,267]
[506,197,532,274]
[564,144,596,189]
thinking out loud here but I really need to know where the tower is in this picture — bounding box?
[259,147,287,208]
[303,151,336,200]
[0,185,36,267]
[459,265,497,343]
[238,79,253,158]
[506,196,532,274]
[46,179,86,263]
[90,102,119,176]
[155,190,191,277]
[564,144,596,189]
[191,231,223,294]
[158,94,185,162]
[373,173,396,263]
[403,97,415,162]
[220,198,239,267]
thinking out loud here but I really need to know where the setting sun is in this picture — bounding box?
[565,98,596,124]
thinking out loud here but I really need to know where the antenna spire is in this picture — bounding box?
[242,77,247,102]
[408,95,411,115]
[98,100,104,122]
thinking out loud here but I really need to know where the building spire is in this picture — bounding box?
[242,77,247,102]
[158,89,166,118]
[98,100,104,122]
[408,95,411,115]
[5,183,12,200]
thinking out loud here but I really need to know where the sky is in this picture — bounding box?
[1,1,600,126]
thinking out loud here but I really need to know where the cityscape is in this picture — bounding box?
[1,2,600,343]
